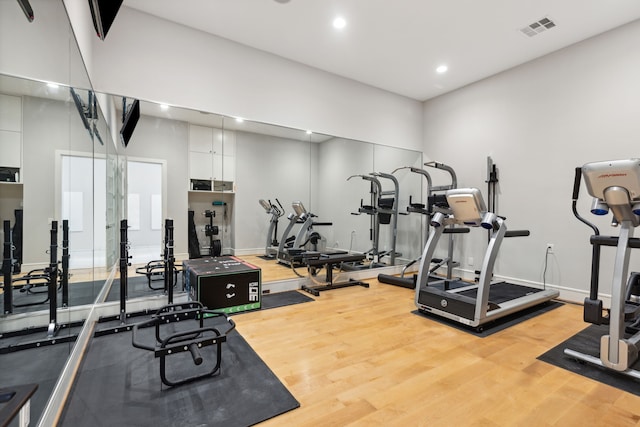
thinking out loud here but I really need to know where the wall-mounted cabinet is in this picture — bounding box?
[188,124,235,192]
[0,93,22,183]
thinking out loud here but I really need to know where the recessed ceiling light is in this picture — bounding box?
[47,82,59,89]
[235,117,244,123]
[333,16,346,30]
[306,130,313,135]
[436,65,448,74]
[160,104,169,110]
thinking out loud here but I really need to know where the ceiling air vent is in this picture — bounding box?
[519,17,556,37]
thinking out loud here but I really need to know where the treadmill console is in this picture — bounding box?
[446,188,487,225]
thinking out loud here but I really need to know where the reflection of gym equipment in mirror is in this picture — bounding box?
[188,208,223,259]
[275,204,302,263]
[415,187,559,331]
[97,218,180,336]
[3,220,70,313]
[135,218,182,292]
[258,198,284,259]
[564,159,640,379]
[378,161,465,288]
[277,201,336,267]
[1,220,81,352]
[300,252,369,296]
[204,209,222,257]
[204,210,219,256]
[345,172,400,269]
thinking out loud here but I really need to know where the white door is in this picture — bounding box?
[61,154,106,268]
[127,160,163,264]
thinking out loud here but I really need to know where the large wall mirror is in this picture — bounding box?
[0,0,122,423]
[102,97,425,288]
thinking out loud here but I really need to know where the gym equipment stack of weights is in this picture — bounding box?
[204,209,222,257]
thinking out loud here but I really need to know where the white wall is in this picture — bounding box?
[423,19,640,302]
[85,6,423,152]
[0,0,72,84]
[63,0,94,82]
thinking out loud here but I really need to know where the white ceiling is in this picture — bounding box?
[124,0,640,101]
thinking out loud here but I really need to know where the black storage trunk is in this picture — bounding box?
[183,256,261,313]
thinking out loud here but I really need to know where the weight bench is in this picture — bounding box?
[301,253,370,296]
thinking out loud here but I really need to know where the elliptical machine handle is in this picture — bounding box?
[572,166,604,318]
[572,167,582,201]
[572,167,600,236]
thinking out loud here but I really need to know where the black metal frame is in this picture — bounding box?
[3,220,14,314]
[132,302,236,387]
[0,220,80,353]
[134,218,180,292]
[2,221,70,311]
[204,210,222,257]
[301,253,370,296]
[97,219,182,336]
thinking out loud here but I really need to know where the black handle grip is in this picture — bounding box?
[188,342,203,365]
[572,167,582,200]
[443,227,470,234]
[505,230,530,238]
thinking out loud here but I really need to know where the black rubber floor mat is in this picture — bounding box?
[538,323,640,396]
[260,290,314,310]
[413,300,563,337]
[60,320,299,426]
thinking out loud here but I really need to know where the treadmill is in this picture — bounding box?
[414,188,559,330]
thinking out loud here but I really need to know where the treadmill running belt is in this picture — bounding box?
[456,282,544,305]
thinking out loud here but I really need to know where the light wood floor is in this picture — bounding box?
[235,279,640,426]
[242,255,300,282]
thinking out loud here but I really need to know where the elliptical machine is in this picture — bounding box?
[258,199,284,259]
[565,159,640,378]
[277,201,326,266]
